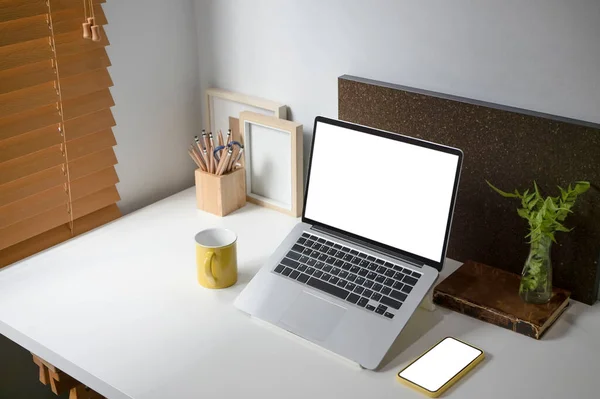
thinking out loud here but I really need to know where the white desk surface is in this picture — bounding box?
[0,188,598,399]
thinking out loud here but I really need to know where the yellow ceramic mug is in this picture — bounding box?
[195,228,238,289]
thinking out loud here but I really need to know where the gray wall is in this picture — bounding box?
[194,0,600,174]
[104,0,200,214]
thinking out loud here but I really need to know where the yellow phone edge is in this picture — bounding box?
[396,337,485,398]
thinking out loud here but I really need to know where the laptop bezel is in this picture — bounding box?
[302,116,463,272]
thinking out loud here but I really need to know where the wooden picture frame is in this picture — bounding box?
[239,112,303,217]
[205,88,287,141]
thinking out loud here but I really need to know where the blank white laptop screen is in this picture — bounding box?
[304,121,460,263]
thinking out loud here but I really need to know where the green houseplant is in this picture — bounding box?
[486,180,590,304]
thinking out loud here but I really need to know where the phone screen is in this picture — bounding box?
[398,337,482,393]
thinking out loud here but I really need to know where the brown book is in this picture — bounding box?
[433,260,570,339]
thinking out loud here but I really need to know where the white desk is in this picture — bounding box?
[0,188,598,399]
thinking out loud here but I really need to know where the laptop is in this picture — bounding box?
[234,116,463,370]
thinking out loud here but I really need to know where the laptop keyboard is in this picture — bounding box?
[273,232,422,319]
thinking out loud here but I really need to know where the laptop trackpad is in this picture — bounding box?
[279,292,346,341]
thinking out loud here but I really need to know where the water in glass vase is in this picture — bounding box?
[520,235,552,304]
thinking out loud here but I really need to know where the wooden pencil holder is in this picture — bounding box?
[195,168,246,216]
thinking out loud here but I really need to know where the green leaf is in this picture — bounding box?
[534,181,542,199]
[527,197,539,210]
[525,192,535,203]
[485,179,589,243]
[557,185,567,201]
[517,208,530,220]
[486,180,519,198]
[574,181,590,195]
[554,223,571,233]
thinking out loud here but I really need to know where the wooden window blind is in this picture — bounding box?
[0,0,121,267]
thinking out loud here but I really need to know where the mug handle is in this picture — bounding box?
[204,251,217,286]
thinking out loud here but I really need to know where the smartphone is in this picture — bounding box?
[397,337,484,397]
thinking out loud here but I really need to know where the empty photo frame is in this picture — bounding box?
[206,88,287,140]
[239,112,303,217]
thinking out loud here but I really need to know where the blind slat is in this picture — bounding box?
[60,68,113,100]
[0,1,45,24]
[64,108,115,140]
[0,59,55,95]
[0,167,119,229]
[0,26,108,72]
[0,5,107,48]
[0,0,106,23]
[0,146,64,186]
[0,205,69,251]
[55,26,109,57]
[0,185,118,251]
[59,47,110,77]
[69,148,117,180]
[0,48,110,95]
[0,124,61,164]
[0,36,52,72]
[67,128,116,160]
[72,185,120,219]
[0,68,112,118]
[0,203,119,268]
[51,5,107,36]
[0,81,57,119]
[63,89,114,120]
[0,185,67,230]
[0,104,60,142]
[0,166,65,208]
[0,128,116,185]
[70,166,118,200]
[0,13,48,48]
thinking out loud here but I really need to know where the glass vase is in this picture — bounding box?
[519,235,552,304]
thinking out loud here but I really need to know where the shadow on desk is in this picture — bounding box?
[236,270,256,286]
[378,309,444,371]
[540,303,585,341]
[443,351,493,396]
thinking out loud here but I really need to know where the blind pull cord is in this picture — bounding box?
[83,0,101,42]
[82,0,91,39]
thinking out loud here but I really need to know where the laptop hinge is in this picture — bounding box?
[311,225,425,268]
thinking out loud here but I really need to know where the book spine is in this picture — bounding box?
[433,292,540,339]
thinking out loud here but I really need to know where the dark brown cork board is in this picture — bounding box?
[338,75,600,304]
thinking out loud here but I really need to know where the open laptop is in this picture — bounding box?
[235,116,463,370]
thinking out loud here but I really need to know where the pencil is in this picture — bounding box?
[215,150,226,175]
[218,130,224,147]
[191,145,207,171]
[208,132,215,174]
[234,147,244,164]
[189,149,206,171]
[202,147,209,171]
[201,130,209,153]
[194,136,207,166]
[226,129,232,145]
[201,130,210,172]
[217,146,233,175]
[233,147,244,171]
[225,146,238,173]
